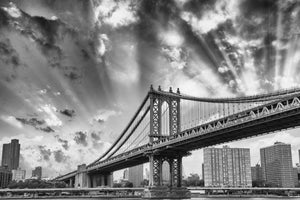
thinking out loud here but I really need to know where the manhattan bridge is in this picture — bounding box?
[56,85,300,198]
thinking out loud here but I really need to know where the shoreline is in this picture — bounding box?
[191,194,300,198]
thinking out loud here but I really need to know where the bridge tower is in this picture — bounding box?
[144,85,190,199]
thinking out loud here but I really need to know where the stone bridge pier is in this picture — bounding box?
[90,172,113,188]
[74,164,113,188]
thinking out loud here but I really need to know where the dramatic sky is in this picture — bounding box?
[0,0,300,178]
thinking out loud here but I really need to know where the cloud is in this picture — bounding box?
[91,109,121,124]
[53,150,69,163]
[2,2,22,18]
[37,104,62,126]
[0,115,23,128]
[91,132,101,141]
[94,0,139,28]
[38,145,52,161]
[161,46,188,69]
[55,136,69,150]
[16,117,45,126]
[91,131,104,149]
[39,126,55,133]
[0,38,21,82]
[15,117,54,133]
[159,30,184,47]
[38,89,47,95]
[59,109,75,118]
[64,71,82,81]
[74,131,88,147]
[181,0,239,34]
[96,34,110,58]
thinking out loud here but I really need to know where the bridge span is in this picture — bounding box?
[55,86,300,199]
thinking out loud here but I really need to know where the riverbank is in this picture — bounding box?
[191,194,300,198]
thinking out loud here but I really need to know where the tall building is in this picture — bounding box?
[202,163,205,180]
[12,168,26,181]
[32,166,42,179]
[251,164,263,182]
[293,168,299,187]
[128,165,143,187]
[260,142,294,187]
[1,139,20,170]
[123,168,129,180]
[0,166,12,188]
[203,146,252,187]
[299,149,300,163]
[145,168,149,180]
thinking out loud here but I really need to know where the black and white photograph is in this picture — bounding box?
[0,0,300,199]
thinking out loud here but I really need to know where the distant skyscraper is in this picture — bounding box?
[260,142,294,187]
[145,168,149,180]
[0,166,12,188]
[203,146,252,187]
[1,139,20,170]
[202,163,204,180]
[251,164,263,182]
[12,168,26,181]
[32,166,42,179]
[293,168,299,187]
[123,168,129,180]
[128,165,143,187]
[298,149,300,163]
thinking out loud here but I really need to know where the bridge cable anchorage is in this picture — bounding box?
[88,93,149,167]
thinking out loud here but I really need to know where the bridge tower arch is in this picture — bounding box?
[145,86,190,198]
[149,85,180,143]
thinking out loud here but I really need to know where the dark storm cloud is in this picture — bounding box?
[55,135,69,150]
[74,131,88,146]
[183,0,217,18]
[1,3,85,83]
[15,117,55,133]
[0,38,21,82]
[95,119,104,124]
[59,109,75,118]
[16,117,45,126]
[53,149,68,163]
[38,145,52,161]
[64,71,82,81]
[0,39,20,66]
[3,0,95,31]
[39,126,55,133]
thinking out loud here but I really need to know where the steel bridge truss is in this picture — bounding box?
[57,86,300,190]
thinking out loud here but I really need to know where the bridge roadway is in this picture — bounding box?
[86,93,300,174]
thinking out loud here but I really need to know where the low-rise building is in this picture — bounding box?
[12,168,26,181]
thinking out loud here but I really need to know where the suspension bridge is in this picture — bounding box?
[56,85,300,199]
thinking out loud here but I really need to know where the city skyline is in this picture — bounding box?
[2,137,300,181]
[0,0,299,178]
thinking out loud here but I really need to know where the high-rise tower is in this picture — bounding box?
[203,146,252,187]
[1,139,20,170]
[260,142,294,187]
